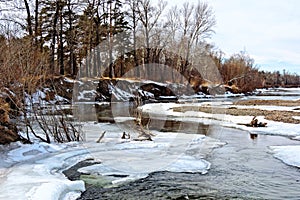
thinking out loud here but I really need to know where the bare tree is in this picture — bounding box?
[126,0,140,77]
[165,1,216,83]
[136,0,167,77]
[23,0,33,36]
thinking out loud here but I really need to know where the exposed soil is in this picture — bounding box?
[234,99,300,107]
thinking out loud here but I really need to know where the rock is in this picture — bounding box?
[0,125,20,145]
[0,96,21,144]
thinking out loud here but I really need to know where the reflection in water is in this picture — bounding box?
[145,118,210,136]
[75,101,300,199]
[81,102,211,136]
[250,133,258,140]
[73,103,98,122]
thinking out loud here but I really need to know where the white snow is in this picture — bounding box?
[1,87,300,199]
[269,146,300,168]
[110,85,134,101]
[77,122,225,184]
[142,100,300,171]
[78,90,97,101]
[0,121,225,200]
[0,142,90,200]
[78,155,210,185]
[293,116,300,120]
[141,102,300,137]
[142,80,168,87]
[24,89,69,106]
[234,105,300,112]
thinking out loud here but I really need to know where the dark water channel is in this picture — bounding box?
[79,124,300,199]
[203,127,300,199]
[78,103,300,199]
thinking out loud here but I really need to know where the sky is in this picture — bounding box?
[165,0,300,74]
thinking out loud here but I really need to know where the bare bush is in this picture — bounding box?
[0,35,82,143]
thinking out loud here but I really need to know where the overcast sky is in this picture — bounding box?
[166,0,300,73]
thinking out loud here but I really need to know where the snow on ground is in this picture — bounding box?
[141,102,300,137]
[255,88,300,97]
[269,146,300,168]
[0,121,225,200]
[234,105,300,112]
[142,101,300,170]
[78,90,97,101]
[77,122,225,185]
[0,142,90,200]
[24,89,69,106]
[293,116,300,120]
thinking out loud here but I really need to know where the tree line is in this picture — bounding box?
[0,0,299,93]
[0,0,299,144]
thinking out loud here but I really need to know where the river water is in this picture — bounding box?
[78,121,300,199]
[78,88,300,199]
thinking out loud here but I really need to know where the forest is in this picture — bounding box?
[0,0,298,91]
[0,0,299,144]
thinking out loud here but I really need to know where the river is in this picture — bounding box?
[1,88,300,199]
[77,88,300,199]
[78,121,300,199]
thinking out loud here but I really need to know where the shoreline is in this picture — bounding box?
[173,99,300,124]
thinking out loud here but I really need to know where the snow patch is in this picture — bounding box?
[27,180,84,200]
[141,103,300,138]
[269,145,300,168]
[0,142,90,200]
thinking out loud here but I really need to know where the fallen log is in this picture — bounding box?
[238,116,267,127]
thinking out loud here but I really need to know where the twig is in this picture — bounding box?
[96,131,106,143]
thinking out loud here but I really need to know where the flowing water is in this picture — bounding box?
[78,101,300,199]
[0,90,300,200]
[78,88,300,199]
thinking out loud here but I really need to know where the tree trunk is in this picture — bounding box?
[59,12,64,75]
[24,0,33,36]
[34,0,39,43]
[50,2,59,74]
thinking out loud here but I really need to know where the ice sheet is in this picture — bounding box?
[269,145,300,168]
[0,142,90,200]
[0,121,225,200]
[78,122,225,184]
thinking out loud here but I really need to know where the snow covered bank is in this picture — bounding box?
[269,146,300,168]
[142,102,300,171]
[141,103,300,138]
[0,121,225,200]
[77,122,225,185]
[0,142,90,200]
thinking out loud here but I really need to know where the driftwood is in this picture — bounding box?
[133,94,155,141]
[96,131,106,143]
[239,116,267,127]
[121,132,130,139]
[133,137,152,141]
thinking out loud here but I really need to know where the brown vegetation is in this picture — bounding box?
[173,105,300,124]
[0,97,21,144]
[0,0,299,144]
[234,99,300,107]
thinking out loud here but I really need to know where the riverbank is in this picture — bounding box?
[1,88,300,199]
[173,104,300,124]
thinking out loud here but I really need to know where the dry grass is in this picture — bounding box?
[234,99,300,107]
[173,105,300,124]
